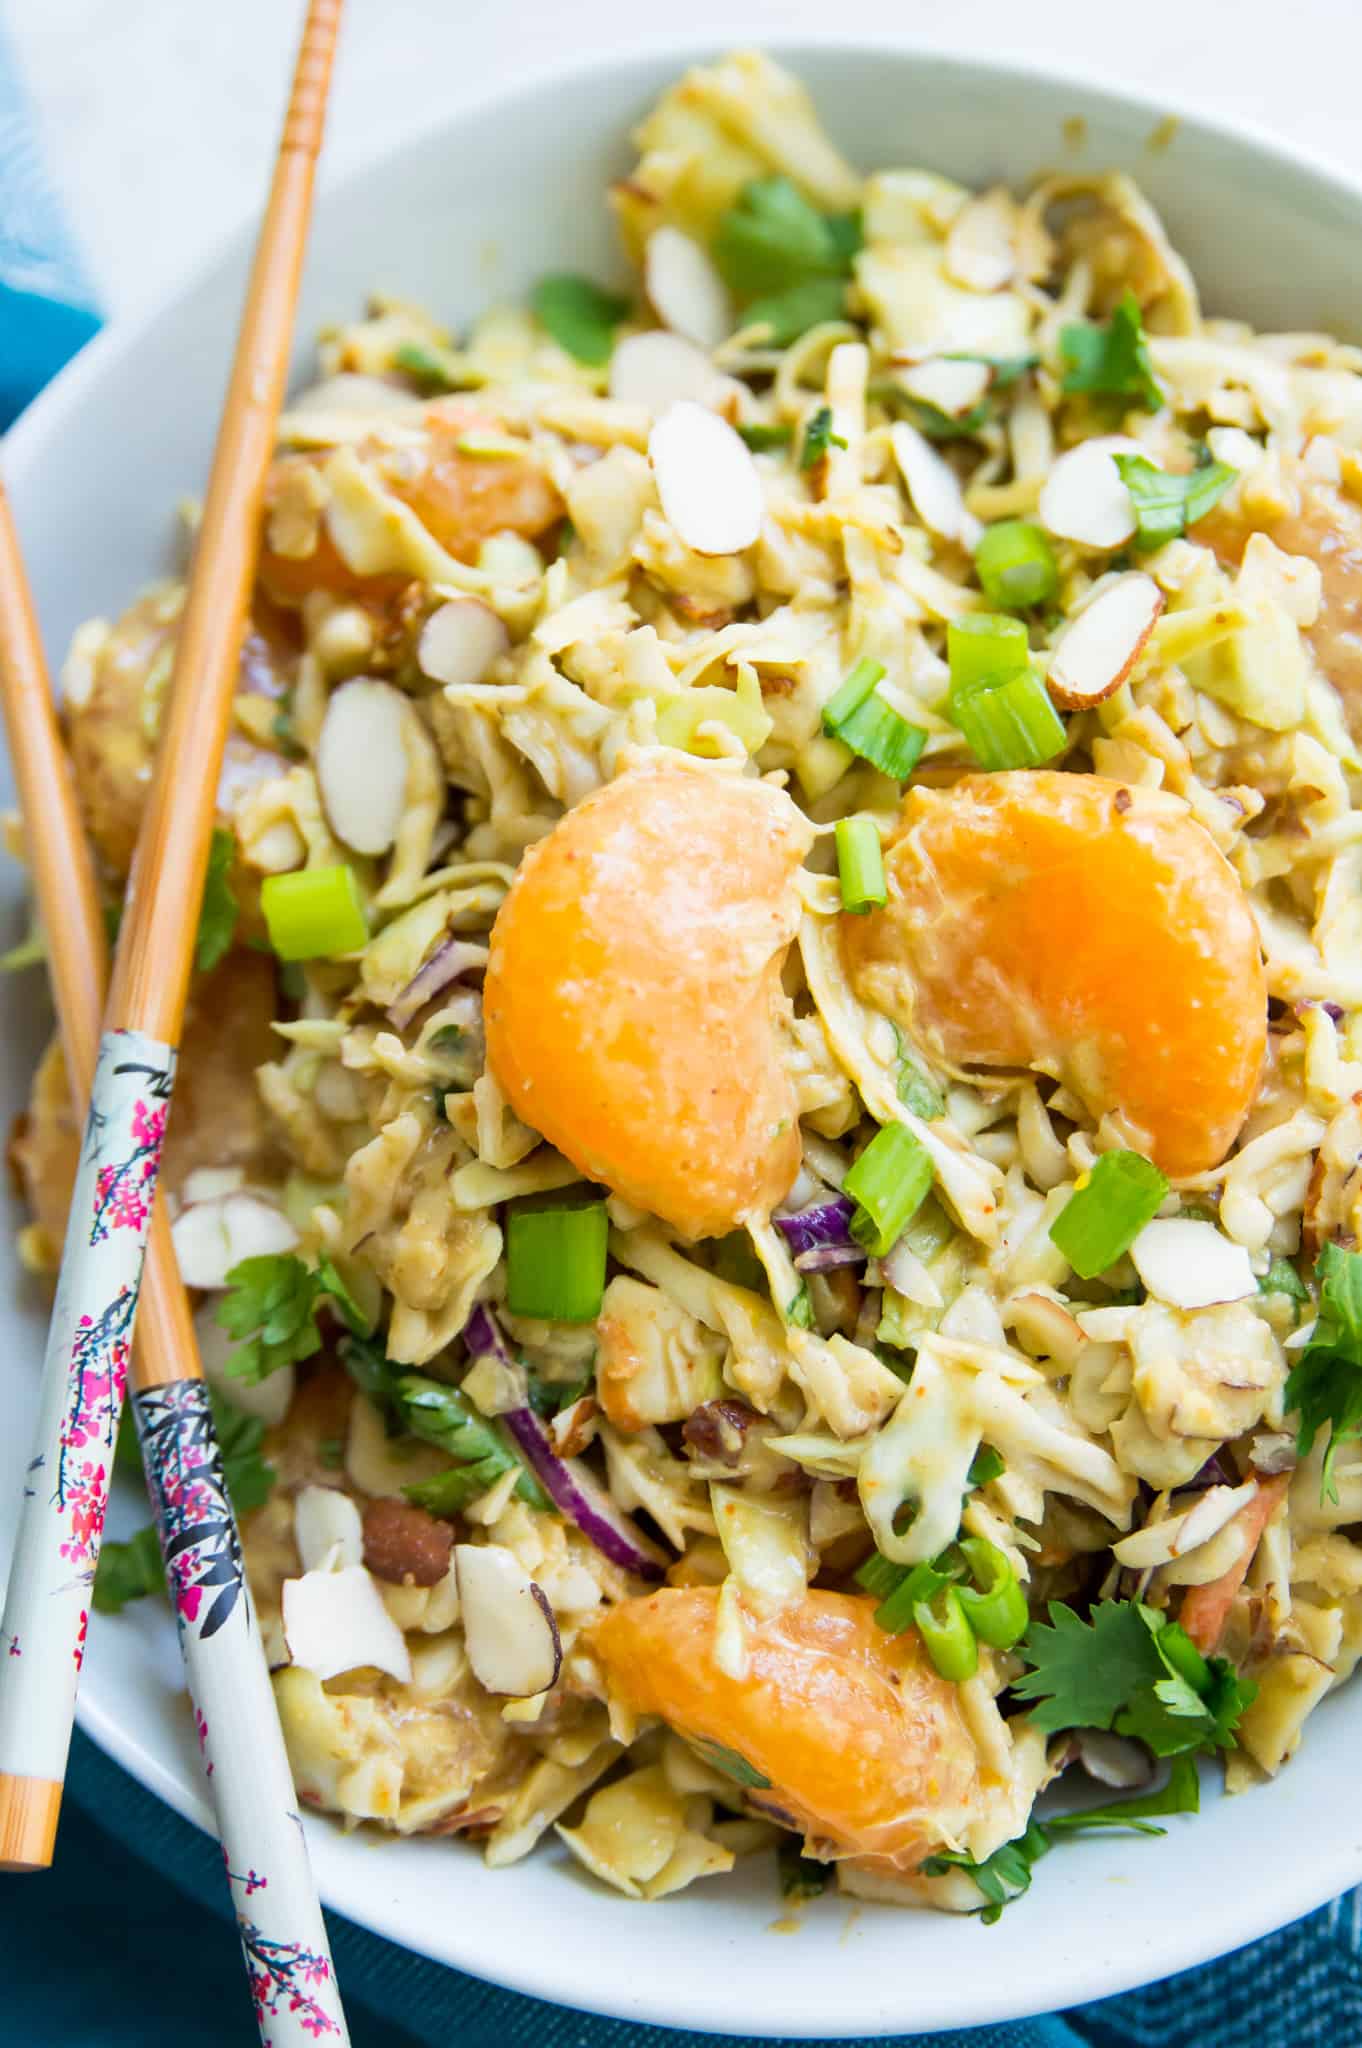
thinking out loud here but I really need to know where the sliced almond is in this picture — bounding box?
[944,188,1017,293]
[1046,572,1164,707]
[1130,1219,1258,1311]
[294,1485,365,1574]
[281,1564,413,1683]
[644,227,733,350]
[648,401,763,557]
[315,677,409,855]
[895,357,991,418]
[192,1297,294,1428]
[890,419,982,549]
[609,330,737,415]
[455,1542,562,1697]
[180,1165,247,1206]
[171,1192,298,1292]
[1038,436,1141,549]
[417,598,510,688]
[1112,1481,1259,1569]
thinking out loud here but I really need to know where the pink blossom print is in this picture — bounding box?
[240,1922,340,2041]
[89,1095,167,1244]
[134,1380,248,1642]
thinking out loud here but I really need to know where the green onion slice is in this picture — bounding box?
[947,612,1030,694]
[954,1537,1028,1650]
[260,865,368,962]
[1048,1149,1169,1279]
[915,1583,979,1682]
[974,520,1059,610]
[950,667,1067,771]
[822,658,926,782]
[506,1200,609,1322]
[844,1122,934,1257]
[835,816,887,914]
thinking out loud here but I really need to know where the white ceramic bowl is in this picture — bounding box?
[6,39,1362,2037]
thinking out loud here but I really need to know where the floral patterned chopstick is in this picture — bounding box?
[0,4,350,2040]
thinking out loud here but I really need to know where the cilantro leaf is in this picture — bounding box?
[218,1253,369,1385]
[93,1525,166,1615]
[211,1394,277,1516]
[778,1843,831,1903]
[923,1758,1200,1922]
[391,339,462,393]
[712,177,855,296]
[1014,1600,1254,1755]
[800,404,848,472]
[1260,1255,1309,1306]
[531,274,630,367]
[687,1737,772,1789]
[743,277,849,347]
[1285,1242,1362,1500]
[1012,1600,1159,1734]
[338,1337,549,1515]
[1046,1753,1201,1835]
[1059,291,1164,413]
[195,827,239,973]
[922,1820,1051,1923]
[1112,452,1236,551]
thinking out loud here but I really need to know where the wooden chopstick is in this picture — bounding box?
[0,6,351,2037]
[0,469,349,2037]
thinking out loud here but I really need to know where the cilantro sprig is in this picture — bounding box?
[337,1332,549,1515]
[1059,290,1164,413]
[1013,1600,1256,1756]
[195,826,239,972]
[1285,1242,1362,1500]
[923,1756,1200,1923]
[1112,451,1236,551]
[713,176,861,345]
[531,274,631,367]
[800,404,847,472]
[217,1253,369,1386]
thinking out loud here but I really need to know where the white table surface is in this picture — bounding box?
[6,0,1362,325]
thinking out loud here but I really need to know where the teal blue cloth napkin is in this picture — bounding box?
[6,23,1362,2047]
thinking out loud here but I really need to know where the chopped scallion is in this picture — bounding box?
[915,1583,979,1681]
[737,422,793,452]
[822,658,926,782]
[1048,1149,1169,1279]
[260,865,368,962]
[951,667,1067,771]
[955,1537,1028,1650]
[974,520,1059,610]
[947,612,1030,694]
[844,1123,934,1257]
[835,816,886,914]
[506,1200,609,1322]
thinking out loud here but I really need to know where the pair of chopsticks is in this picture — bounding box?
[0,4,351,2041]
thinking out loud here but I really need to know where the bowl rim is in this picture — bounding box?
[10,31,1362,2034]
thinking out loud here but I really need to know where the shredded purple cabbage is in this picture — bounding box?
[775,1197,856,1261]
[387,937,487,1031]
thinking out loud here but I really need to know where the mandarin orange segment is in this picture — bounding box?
[843,771,1266,1178]
[484,757,813,1240]
[590,1587,981,1869]
[259,410,562,608]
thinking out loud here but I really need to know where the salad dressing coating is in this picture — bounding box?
[28,46,1362,1923]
